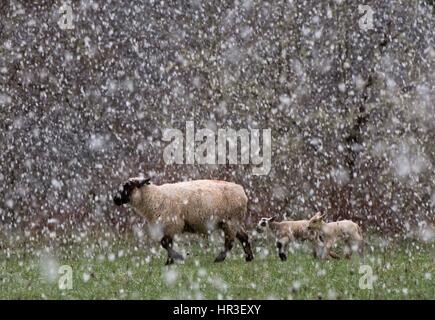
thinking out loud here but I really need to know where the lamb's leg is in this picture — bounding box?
[358,239,365,258]
[344,240,352,259]
[320,241,329,259]
[214,223,234,263]
[312,233,325,258]
[347,238,364,259]
[236,230,254,262]
[161,235,183,265]
[276,237,289,261]
[312,242,323,259]
[329,250,340,259]
[325,242,340,259]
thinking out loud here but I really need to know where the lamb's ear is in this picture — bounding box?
[311,211,322,220]
[309,213,317,221]
[269,216,276,222]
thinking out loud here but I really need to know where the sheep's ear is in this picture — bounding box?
[138,177,151,187]
[269,216,276,222]
[132,177,151,188]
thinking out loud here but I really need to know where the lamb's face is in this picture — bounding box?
[308,212,325,231]
[256,217,274,233]
[113,177,150,206]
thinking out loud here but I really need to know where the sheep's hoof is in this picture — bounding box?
[214,252,227,263]
[245,255,254,262]
[165,258,174,265]
[279,253,287,261]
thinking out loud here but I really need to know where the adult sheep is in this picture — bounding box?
[113,177,254,265]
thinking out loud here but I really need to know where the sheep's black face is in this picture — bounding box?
[113,182,133,205]
[113,177,150,206]
[113,195,124,205]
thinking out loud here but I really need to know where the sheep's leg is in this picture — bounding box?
[214,223,234,263]
[161,235,183,265]
[236,230,254,262]
[214,233,234,263]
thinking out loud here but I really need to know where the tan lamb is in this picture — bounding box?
[308,212,364,259]
[256,216,318,261]
[113,177,254,265]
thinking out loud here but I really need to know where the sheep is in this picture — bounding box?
[308,212,364,259]
[256,216,318,261]
[113,177,254,265]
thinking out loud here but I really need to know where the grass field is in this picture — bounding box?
[1,236,434,299]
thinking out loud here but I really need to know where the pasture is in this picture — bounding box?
[1,235,433,299]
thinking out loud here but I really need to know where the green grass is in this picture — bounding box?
[0,237,434,299]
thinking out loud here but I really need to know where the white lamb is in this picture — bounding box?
[256,216,319,261]
[308,212,364,259]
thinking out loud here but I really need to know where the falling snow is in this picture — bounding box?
[0,0,433,301]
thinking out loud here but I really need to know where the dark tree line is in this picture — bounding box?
[0,0,433,245]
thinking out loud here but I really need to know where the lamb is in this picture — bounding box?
[256,216,317,261]
[308,212,364,259]
[113,177,254,265]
